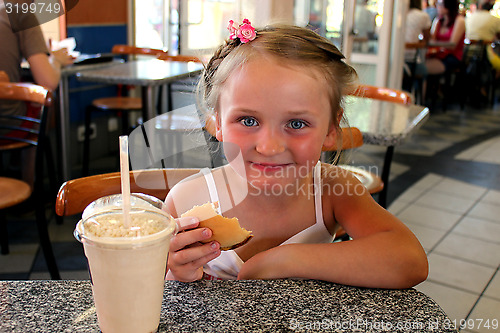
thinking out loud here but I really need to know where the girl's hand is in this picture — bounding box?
[166,217,221,282]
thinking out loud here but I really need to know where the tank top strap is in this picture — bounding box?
[201,168,221,214]
[313,161,324,226]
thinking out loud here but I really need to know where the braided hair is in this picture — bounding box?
[197,24,358,131]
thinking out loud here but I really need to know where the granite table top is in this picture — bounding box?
[344,96,430,147]
[0,279,458,332]
[76,59,204,87]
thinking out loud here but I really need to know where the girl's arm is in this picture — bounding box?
[238,171,428,289]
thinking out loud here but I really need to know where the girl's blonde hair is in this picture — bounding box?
[198,23,358,149]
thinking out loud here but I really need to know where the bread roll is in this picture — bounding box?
[181,202,252,251]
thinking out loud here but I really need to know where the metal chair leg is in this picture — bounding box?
[34,194,60,280]
[82,106,92,176]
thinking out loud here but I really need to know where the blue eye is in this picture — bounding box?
[240,117,258,127]
[288,119,306,130]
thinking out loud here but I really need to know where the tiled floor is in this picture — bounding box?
[389,174,500,332]
[1,101,500,332]
[384,108,500,333]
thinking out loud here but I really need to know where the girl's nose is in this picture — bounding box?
[255,129,285,156]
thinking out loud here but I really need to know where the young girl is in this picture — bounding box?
[164,21,428,288]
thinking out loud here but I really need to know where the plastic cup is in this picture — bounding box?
[74,194,176,333]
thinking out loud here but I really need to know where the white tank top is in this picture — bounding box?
[202,161,335,280]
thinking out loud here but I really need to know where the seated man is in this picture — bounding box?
[466,0,500,43]
[0,3,72,184]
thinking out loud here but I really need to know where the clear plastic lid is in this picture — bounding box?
[75,194,176,246]
[82,193,168,220]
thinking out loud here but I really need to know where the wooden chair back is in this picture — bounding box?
[111,45,165,57]
[111,45,201,63]
[349,84,412,105]
[0,71,9,82]
[322,127,363,151]
[56,168,201,216]
[0,82,52,106]
[156,53,201,63]
[0,82,53,150]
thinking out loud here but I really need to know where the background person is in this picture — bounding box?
[423,0,438,23]
[425,0,466,75]
[0,1,73,185]
[404,0,432,94]
[466,0,500,42]
[353,0,377,52]
[0,0,73,111]
[464,0,500,104]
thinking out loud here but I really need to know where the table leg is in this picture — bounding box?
[58,76,70,181]
[378,146,394,208]
[142,86,156,121]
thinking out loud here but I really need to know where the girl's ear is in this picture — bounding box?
[322,123,337,150]
[322,108,343,150]
[337,108,344,125]
[215,112,223,141]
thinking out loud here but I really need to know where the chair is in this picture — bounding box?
[349,84,412,105]
[111,45,166,57]
[0,82,60,279]
[425,43,468,112]
[462,39,496,106]
[322,127,384,192]
[346,84,411,208]
[56,168,201,216]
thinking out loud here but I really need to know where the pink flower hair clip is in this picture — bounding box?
[227,19,257,43]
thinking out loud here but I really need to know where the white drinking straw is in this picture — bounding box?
[119,136,131,228]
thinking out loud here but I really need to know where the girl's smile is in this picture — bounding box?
[248,162,294,177]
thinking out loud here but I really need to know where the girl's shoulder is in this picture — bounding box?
[318,163,373,225]
[168,165,227,193]
[320,162,361,182]
[165,165,235,217]
[319,162,369,200]
[165,168,213,217]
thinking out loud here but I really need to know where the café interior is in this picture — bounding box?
[1,0,500,331]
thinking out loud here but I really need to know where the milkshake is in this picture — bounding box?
[74,194,176,333]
